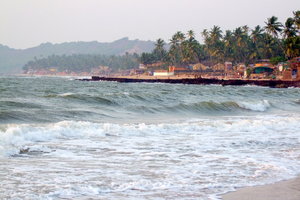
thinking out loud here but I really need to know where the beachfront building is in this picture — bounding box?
[224,62,233,72]
[249,60,275,79]
[153,70,174,76]
[281,57,300,80]
[169,66,191,75]
[225,62,244,79]
[250,66,275,79]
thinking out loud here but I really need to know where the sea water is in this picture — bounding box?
[0,76,300,199]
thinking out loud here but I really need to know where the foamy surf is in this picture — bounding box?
[1,118,300,199]
[237,100,271,112]
[1,77,300,199]
[1,115,299,156]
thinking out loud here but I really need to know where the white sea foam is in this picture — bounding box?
[0,115,299,156]
[237,100,271,111]
[1,115,300,199]
[57,92,75,97]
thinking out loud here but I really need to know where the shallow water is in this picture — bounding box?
[1,76,300,199]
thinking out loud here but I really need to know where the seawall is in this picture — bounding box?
[79,76,300,88]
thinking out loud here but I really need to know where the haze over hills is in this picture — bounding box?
[0,37,154,74]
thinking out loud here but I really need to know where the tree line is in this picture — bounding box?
[141,11,300,66]
[23,53,140,72]
[24,11,299,72]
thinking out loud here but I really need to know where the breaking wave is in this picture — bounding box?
[165,100,272,113]
[1,115,300,157]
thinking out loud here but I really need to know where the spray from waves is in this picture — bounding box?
[0,121,107,156]
[1,114,300,157]
[236,100,271,112]
[294,99,300,104]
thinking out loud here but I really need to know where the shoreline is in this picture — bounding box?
[222,176,300,200]
[79,76,300,88]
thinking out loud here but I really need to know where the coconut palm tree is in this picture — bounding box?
[202,26,224,63]
[264,16,283,38]
[181,30,200,64]
[210,25,222,41]
[251,25,264,43]
[285,37,300,59]
[174,31,185,43]
[201,29,209,42]
[187,30,195,40]
[155,38,166,50]
[293,10,300,33]
[232,27,251,63]
[283,15,300,59]
[283,18,297,39]
[223,30,234,62]
[153,38,167,62]
[249,25,264,61]
[264,16,286,58]
[169,33,182,66]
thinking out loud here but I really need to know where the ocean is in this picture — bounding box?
[1,76,300,200]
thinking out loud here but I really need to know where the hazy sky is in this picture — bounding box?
[1,0,299,49]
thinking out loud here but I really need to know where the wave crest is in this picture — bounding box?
[1,115,299,157]
[164,100,271,113]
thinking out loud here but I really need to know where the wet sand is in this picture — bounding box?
[222,176,300,200]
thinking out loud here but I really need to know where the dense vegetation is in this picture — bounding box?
[141,11,300,66]
[23,53,140,72]
[0,38,153,74]
[23,11,299,73]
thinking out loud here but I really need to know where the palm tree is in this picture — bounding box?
[264,16,283,38]
[210,25,222,41]
[202,26,224,63]
[283,14,300,59]
[174,31,185,43]
[223,30,234,62]
[242,25,250,35]
[284,37,300,59]
[153,38,167,62]
[233,27,250,62]
[264,16,285,58]
[293,10,300,33]
[187,30,195,40]
[283,18,297,39]
[155,38,166,50]
[182,30,200,64]
[169,33,181,66]
[201,29,209,42]
[249,25,264,61]
[251,25,264,43]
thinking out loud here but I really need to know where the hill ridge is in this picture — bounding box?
[0,38,154,74]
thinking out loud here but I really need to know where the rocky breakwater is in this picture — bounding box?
[78,76,300,88]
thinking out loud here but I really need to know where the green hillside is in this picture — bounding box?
[0,38,154,74]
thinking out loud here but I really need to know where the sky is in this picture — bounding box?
[0,0,299,49]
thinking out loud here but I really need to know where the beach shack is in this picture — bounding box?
[250,60,274,79]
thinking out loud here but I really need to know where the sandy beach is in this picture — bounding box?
[222,176,300,200]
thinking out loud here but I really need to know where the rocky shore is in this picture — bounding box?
[79,76,300,88]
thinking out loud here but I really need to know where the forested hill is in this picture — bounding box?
[0,37,154,74]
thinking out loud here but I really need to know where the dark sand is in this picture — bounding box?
[222,177,300,200]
